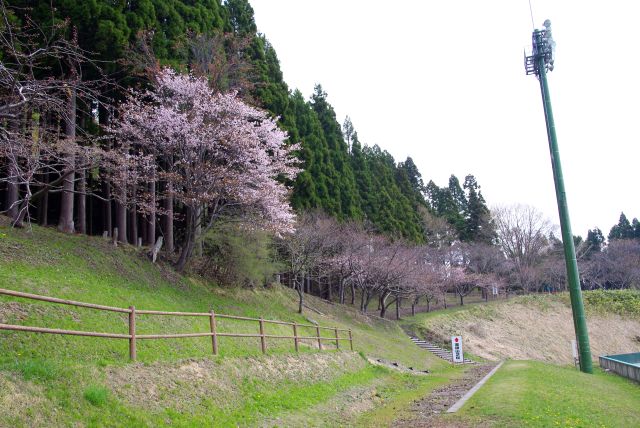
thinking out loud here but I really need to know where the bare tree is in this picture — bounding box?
[279,212,337,313]
[492,204,555,293]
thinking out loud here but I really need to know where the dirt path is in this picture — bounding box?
[391,363,496,427]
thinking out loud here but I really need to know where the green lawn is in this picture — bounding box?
[448,360,640,428]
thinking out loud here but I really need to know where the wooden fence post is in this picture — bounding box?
[259,318,266,354]
[293,323,299,352]
[334,327,340,350]
[129,305,136,361]
[348,329,353,351]
[210,310,218,355]
[316,326,322,350]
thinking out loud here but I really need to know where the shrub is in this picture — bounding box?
[201,222,282,287]
[583,289,640,318]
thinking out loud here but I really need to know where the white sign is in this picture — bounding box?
[571,340,579,367]
[451,336,464,363]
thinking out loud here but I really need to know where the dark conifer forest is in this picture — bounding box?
[0,0,490,246]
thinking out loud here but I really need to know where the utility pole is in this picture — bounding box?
[525,20,593,373]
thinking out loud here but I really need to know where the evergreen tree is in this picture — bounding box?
[342,115,356,154]
[462,174,493,242]
[633,218,640,239]
[608,212,634,240]
[310,85,361,219]
[225,0,257,36]
[585,227,605,256]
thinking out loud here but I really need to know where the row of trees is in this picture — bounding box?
[280,212,505,316]
[490,205,640,294]
[279,206,640,317]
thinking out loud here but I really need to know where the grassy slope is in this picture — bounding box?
[448,360,640,427]
[0,221,454,426]
[402,293,640,364]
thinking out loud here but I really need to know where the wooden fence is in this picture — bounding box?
[0,288,353,361]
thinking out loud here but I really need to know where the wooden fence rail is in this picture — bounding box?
[0,288,353,361]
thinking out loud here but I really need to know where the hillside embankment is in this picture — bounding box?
[0,220,457,426]
[404,293,640,364]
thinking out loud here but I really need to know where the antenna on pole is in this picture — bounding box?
[528,0,536,30]
[524,20,594,374]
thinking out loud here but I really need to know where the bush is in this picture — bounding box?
[201,222,282,287]
[582,289,640,318]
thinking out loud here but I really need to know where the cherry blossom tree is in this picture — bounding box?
[113,68,299,270]
[279,211,337,313]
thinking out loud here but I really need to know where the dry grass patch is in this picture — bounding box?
[0,373,50,426]
[418,298,640,364]
[106,351,365,412]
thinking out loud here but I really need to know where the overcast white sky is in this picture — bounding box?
[250,0,640,238]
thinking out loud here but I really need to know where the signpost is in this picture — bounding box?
[451,336,464,364]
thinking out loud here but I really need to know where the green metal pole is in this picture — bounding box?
[534,30,593,373]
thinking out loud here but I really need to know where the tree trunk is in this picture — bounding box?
[163,184,174,253]
[129,184,137,244]
[194,205,203,256]
[58,88,76,234]
[6,163,19,223]
[141,212,147,244]
[460,294,464,306]
[296,277,304,314]
[363,292,373,312]
[396,297,401,320]
[38,172,48,226]
[350,282,356,305]
[146,181,156,245]
[176,205,197,271]
[115,188,127,243]
[103,181,112,236]
[380,293,395,319]
[339,278,345,304]
[176,231,195,272]
[77,165,86,234]
[327,275,332,301]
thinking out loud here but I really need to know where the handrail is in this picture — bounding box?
[0,288,354,360]
[0,288,131,313]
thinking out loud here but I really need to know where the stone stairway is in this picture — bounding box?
[409,336,474,364]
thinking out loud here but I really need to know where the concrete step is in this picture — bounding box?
[409,336,474,364]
